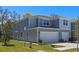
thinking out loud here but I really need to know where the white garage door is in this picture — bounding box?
[40,31,59,43]
[62,32,69,41]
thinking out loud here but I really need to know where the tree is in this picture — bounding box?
[0,7,10,45]
[75,19,79,51]
[0,7,21,46]
[9,11,17,22]
[0,30,2,40]
[23,13,32,19]
[3,20,13,45]
[75,20,79,37]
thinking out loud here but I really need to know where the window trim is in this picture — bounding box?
[63,20,68,26]
[42,20,51,26]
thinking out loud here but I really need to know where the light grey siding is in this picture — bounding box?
[59,17,71,30]
[28,28,38,42]
[12,19,28,40]
[28,17,37,28]
[52,19,59,28]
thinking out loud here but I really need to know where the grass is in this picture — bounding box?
[1,40,78,52]
[0,40,60,52]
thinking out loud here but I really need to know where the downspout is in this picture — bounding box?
[37,27,38,43]
[37,27,39,43]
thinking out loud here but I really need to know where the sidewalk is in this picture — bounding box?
[52,43,79,51]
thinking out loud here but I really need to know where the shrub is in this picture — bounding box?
[39,40,42,44]
[69,37,76,42]
[59,39,64,42]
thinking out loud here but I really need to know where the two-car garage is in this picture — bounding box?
[40,31,70,43]
[40,31,59,43]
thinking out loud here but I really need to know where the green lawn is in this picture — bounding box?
[0,40,78,52]
[0,40,60,52]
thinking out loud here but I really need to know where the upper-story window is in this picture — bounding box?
[63,20,68,26]
[42,20,50,26]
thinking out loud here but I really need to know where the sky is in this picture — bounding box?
[1,6,79,19]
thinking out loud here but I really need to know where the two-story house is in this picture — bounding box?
[12,15,71,43]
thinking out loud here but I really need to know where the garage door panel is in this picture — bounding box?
[40,31,59,43]
[62,32,69,41]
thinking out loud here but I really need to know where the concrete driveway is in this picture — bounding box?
[52,43,79,51]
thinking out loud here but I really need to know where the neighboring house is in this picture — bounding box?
[12,15,71,43]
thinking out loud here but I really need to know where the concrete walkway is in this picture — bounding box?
[37,50,45,52]
[52,43,79,51]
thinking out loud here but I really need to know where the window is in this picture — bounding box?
[20,32,23,37]
[66,20,68,25]
[63,20,68,26]
[43,20,50,26]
